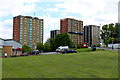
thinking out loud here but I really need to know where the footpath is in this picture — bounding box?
[96,47,120,51]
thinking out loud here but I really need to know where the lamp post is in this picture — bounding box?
[100,24,102,50]
[112,38,114,50]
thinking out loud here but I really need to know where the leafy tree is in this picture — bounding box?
[101,23,120,45]
[43,43,51,52]
[55,33,73,48]
[22,45,32,53]
[50,38,56,51]
[45,38,56,51]
[77,42,83,49]
[70,42,75,48]
[114,23,119,38]
[36,42,44,51]
[101,24,109,44]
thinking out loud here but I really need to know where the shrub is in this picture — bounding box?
[11,55,19,57]
[96,44,100,47]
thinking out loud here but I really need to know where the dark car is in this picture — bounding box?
[27,50,39,55]
[27,52,32,55]
[32,50,40,55]
[61,49,77,54]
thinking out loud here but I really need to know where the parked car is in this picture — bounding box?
[27,52,32,55]
[56,46,69,52]
[23,52,28,56]
[32,50,40,55]
[61,49,77,54]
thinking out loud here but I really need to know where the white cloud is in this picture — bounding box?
[55,0,118,24]
[38,14,60,43]
[0,0,38,17]
[0,19,13,39]
[55,0,105,16]
[46,8,59,12]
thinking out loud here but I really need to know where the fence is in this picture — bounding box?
[108,44,120,49]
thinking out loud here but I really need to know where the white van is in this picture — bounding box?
[56,46,69,52]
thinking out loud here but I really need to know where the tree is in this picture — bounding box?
[22,45,32,53]
[101,23,120,45]
[43,43,51,52]
[46,38,56,51]
[101,24,109,44]
[55,33,73,48]
[36,42,44,51]
[77,42,83,49]
[50,38,56,51]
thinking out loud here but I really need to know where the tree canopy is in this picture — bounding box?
[101,23,120,45]
[36,42,44,51]
[55,33,73,48]
[22,45,32,53]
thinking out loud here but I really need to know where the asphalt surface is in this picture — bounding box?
[40,52,59,55]
[96,47,120,51]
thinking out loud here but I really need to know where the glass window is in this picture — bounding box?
[21,17,23,20]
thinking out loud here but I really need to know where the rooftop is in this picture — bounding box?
[61,18,83,22]
[14,15,43,20]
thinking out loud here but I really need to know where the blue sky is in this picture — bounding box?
[0,0,118,43]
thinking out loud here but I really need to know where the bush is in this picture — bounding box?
[77,48,91,52]
[96,44,100,47]
[20,54,24,56]
[11,55,19,57]
[77,42,83,49]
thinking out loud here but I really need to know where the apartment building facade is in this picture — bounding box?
[13,15,44,50]
[50,30,60,39]
[60,18,84,46]
[84,25,100,47]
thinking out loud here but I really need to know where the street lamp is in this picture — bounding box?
[100,24,102,50]
[112,38,114,50]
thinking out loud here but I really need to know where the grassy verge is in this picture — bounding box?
[77,48,104,52]
[2,50,118,78]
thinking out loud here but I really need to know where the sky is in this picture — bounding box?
[0,0,119,43]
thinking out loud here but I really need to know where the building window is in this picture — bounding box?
[30,19,32,21]
[21,17,23,20]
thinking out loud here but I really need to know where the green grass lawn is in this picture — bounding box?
[2,49,118,78]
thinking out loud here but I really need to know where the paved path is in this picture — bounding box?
[40,52,58,55]
[96,47,120,51]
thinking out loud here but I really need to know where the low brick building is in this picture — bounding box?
[0,38,22,57]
